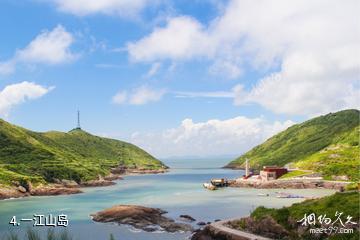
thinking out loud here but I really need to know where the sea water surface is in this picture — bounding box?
[0,158,335,239]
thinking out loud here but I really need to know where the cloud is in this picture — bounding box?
[95,63,123,69]
[112,91,128,104]
[233,50,360,115]
[130,116,295,157]
[174,91,234,98]
[0,25,77,75]
[145,62,161,77]
[127,0,360,116]
[127,16,211,62]
[0,82,54,116]
[112,85,166,105]
[0,61,16,75]
[50,0,151,17]
[209,60,242,79]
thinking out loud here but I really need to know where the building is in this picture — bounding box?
[260,166,288,181]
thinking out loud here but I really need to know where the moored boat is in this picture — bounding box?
[203,183,217,190]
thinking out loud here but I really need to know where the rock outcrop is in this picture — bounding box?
[91,205,193,233]
[0,184,82,200]
[179,214,196,222]
[126,169,168,174]
[230,179,349,190]
[31,186,82,196]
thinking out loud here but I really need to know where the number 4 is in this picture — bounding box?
[9,216,17,226]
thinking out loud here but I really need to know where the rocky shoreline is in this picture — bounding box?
[229,179,350,190]
[0,183,82,200]
[91,205,194,233]
[0,168,168,200]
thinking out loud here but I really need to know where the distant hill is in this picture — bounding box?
[0,120,167,185]
[225,109,360,180]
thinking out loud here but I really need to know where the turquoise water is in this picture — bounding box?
[0,159,335,239]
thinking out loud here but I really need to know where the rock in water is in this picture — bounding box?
[91,205,193,233]
[179,214,196,222]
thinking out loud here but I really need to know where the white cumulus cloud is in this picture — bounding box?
[0,25,77,75]
[130,116,295,157]
[128,16,211,62]
[112,85,166,105]
[0,82,54,116]
[127,0,360,116]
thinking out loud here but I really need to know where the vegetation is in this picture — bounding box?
[226,109,360,181]
[230,192,359,239]
[279,170,312,179]
[252,192,359,239]
[295,126,360,181]
[0,119,167,186]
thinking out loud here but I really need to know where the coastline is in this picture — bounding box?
[192,191,359,240]
[0,168,168,201]
[229,178,350,190]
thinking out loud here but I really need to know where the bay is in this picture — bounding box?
[0,158,335,239]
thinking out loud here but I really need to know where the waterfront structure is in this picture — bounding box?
[260,166,288,181]
[245,158,249,177]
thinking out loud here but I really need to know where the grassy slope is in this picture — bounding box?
[226,109,360,180]
[249,192,359,239]
[295,126,359,180]
[279,170,312,179]
[0,119,166,185]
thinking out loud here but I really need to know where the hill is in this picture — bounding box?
[0,119,167,186]
[225,109,360,180]
[227,191,359,239]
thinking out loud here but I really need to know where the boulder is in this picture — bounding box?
[61,179,79,188]
[80,180,115,187]
[179,214,196,222]
[18,186,27,193]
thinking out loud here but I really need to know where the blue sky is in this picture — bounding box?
[0,0,358,158]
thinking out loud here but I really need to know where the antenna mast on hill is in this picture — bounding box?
[77,110,81,129]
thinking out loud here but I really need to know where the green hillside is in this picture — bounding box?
[0,119,167,186]
[226,109,360,180]
[229,191,359,239]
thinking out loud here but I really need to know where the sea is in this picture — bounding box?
[0,158,335,239]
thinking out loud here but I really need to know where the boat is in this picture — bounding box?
[257,193,269,196]
[203,183,217,190]
[210,178,229,187]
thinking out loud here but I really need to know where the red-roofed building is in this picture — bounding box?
[260,166,288,181]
